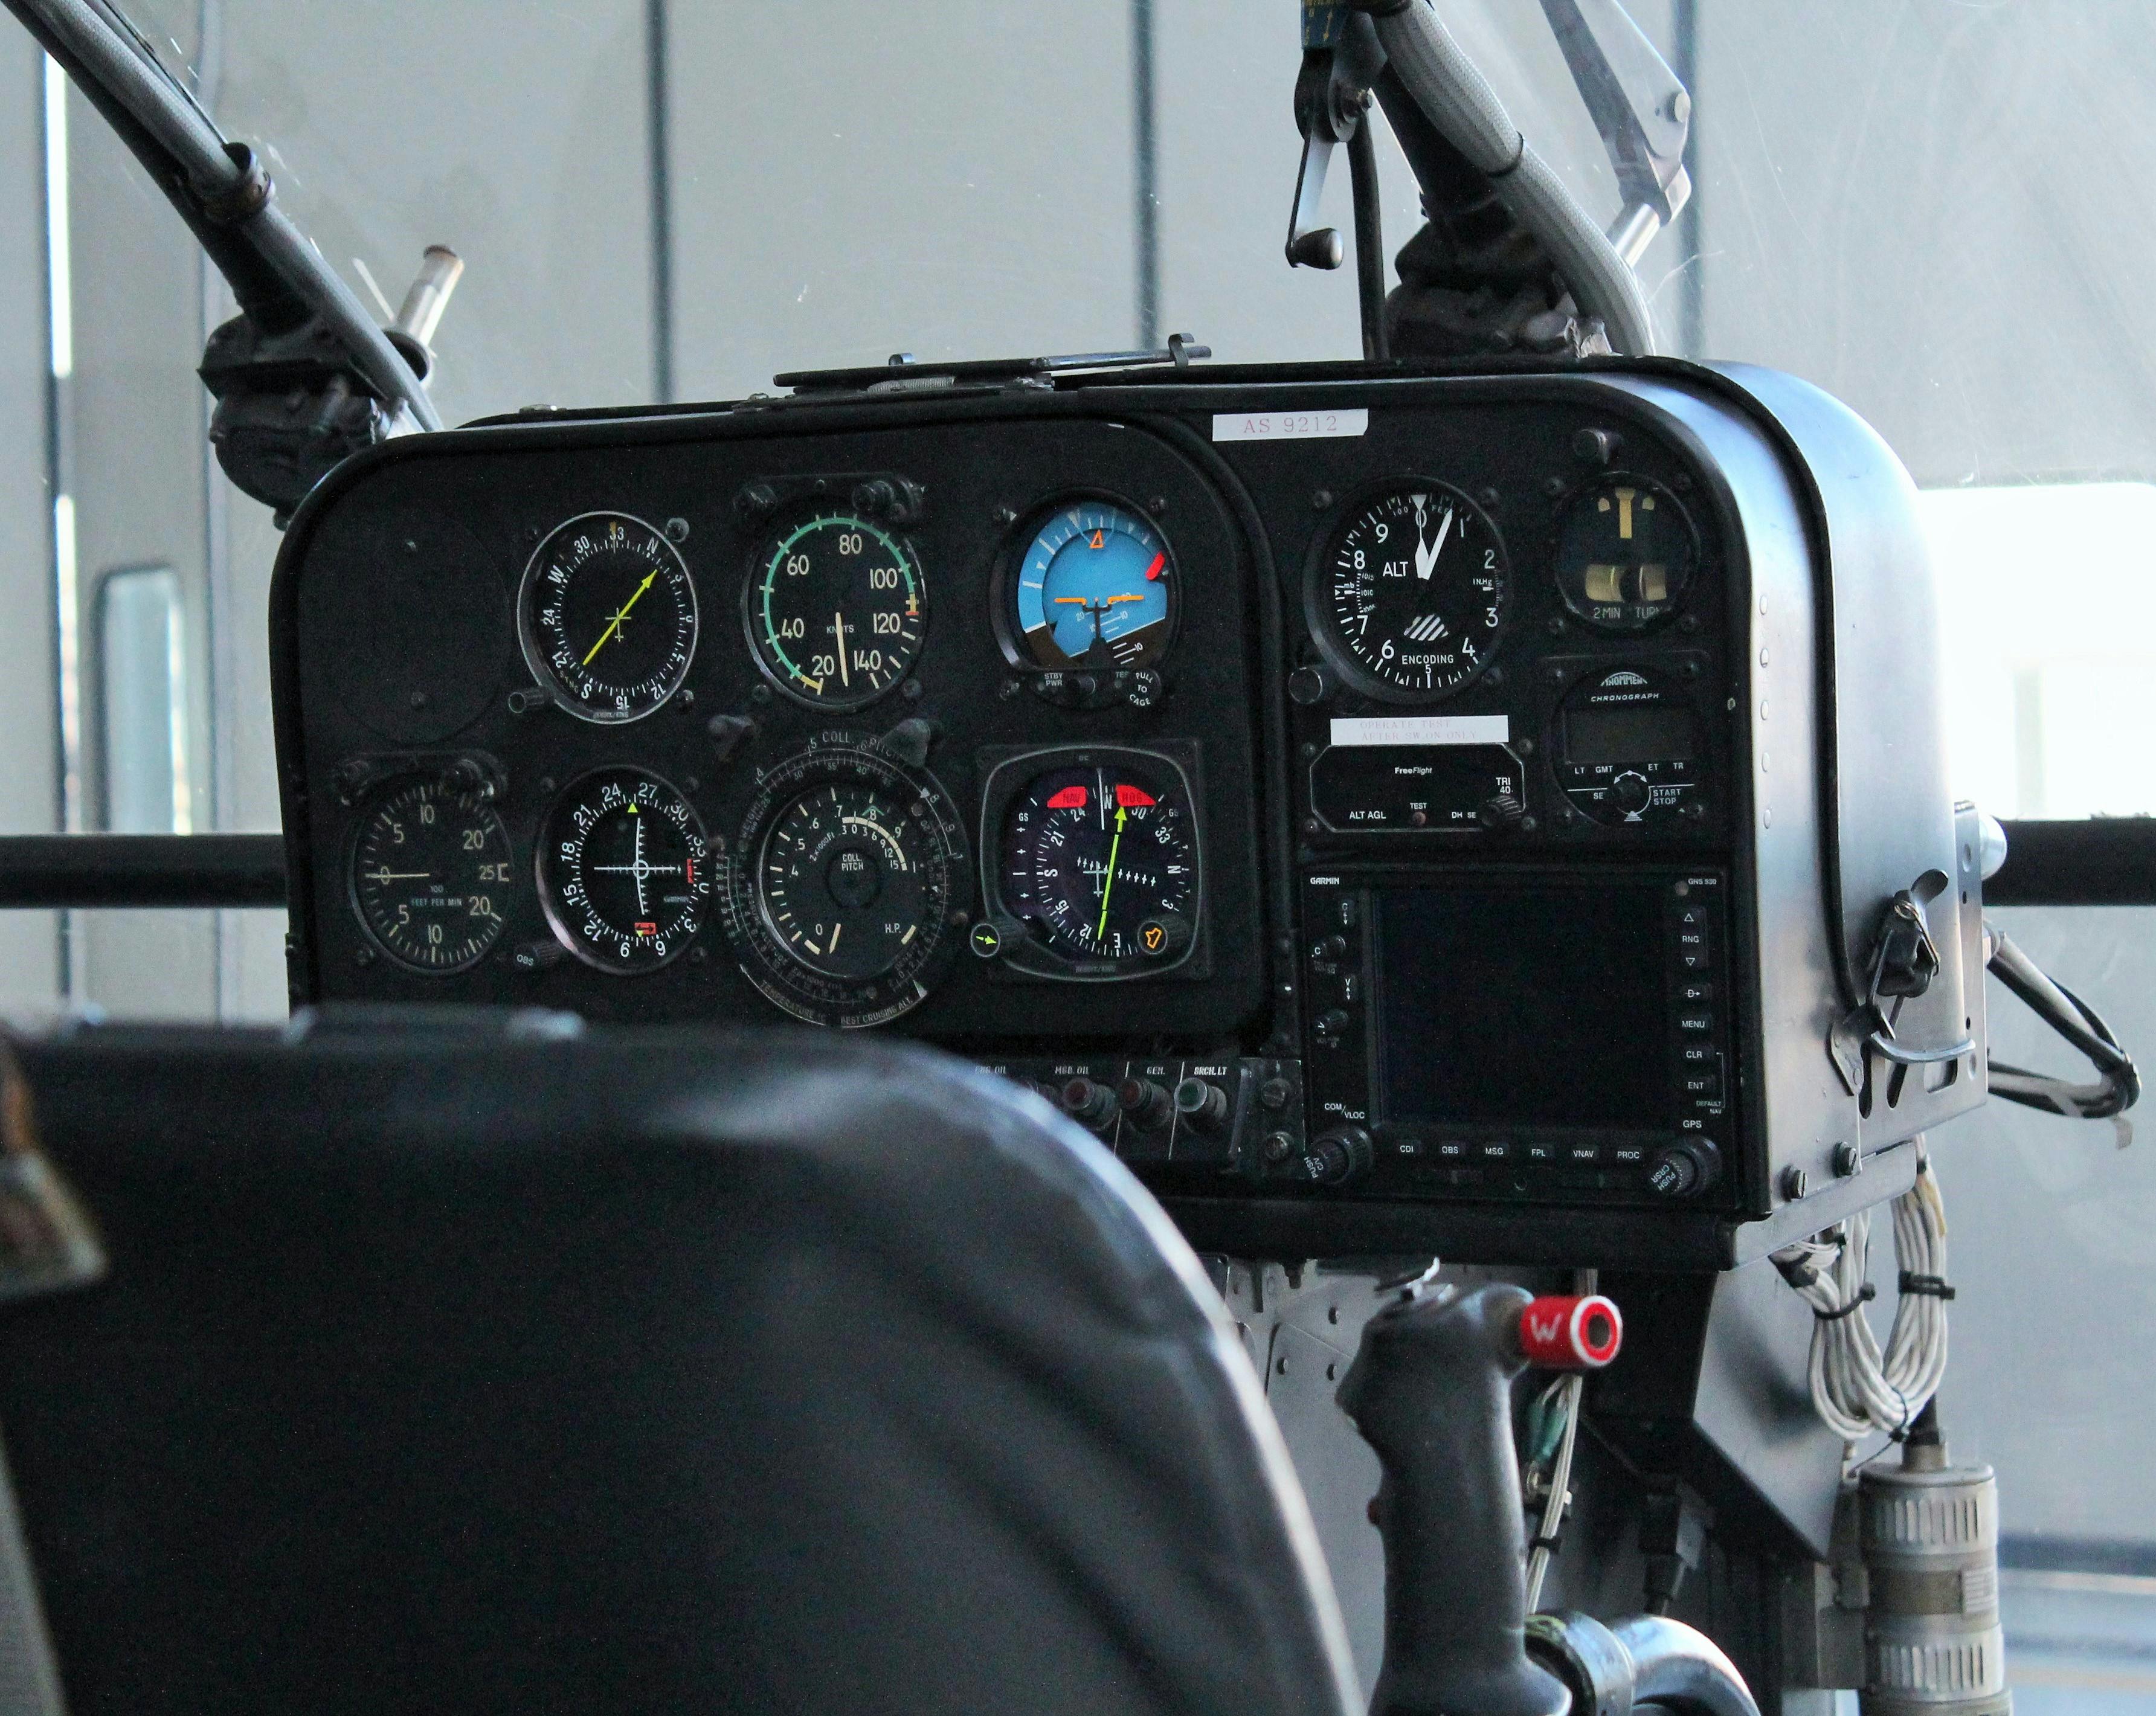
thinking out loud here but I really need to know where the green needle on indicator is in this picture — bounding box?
[1095,805,1127,943]
[582,570,657,666]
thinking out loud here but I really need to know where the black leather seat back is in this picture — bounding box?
[0,1021,1358,1715]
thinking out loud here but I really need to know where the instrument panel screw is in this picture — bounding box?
[1520,817,1538,832]
[538,777,556,795]
[750,684,774,704]
[705,833,726,855]
[999,678,1021,700]
[689,946,709,965]
[1147,495,1169,516]
[1679,614,1699,632]
[664,516,690,542]
[1542,475,1566,498]
[1546,615,1565,635]
[1304,818,1322,835]
[354,946,375,967]
[738,483,777,516]
[1548,666,1568,684]
[1673,471,1694,492]
[1299,742,1318,759]
[902,678,923,700]
[1311,488,1334,510]
[1779,1166,1809,1201]
[1517,737,1535,755]
[1477,486,1501,509]
[992,504,1017,526]
[680,776,700,793]
[1833,1143,1862,1177]
[1484,666,1505,688]
[677,687,695,707]
[403,539,418,554]
[408,690,428,710]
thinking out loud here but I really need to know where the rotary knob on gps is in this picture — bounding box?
[1298,1125,1374,1187]
[1647,1137,1722,1199]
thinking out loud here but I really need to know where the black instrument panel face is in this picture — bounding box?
[272,370,1760,1255]
[281,414,1270,1043]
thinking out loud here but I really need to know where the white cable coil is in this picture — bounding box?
[1771,1141,1949,1445]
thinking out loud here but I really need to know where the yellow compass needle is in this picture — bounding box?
[582,570,658,666]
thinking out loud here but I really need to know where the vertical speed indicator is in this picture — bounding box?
[1311,480,1510,701]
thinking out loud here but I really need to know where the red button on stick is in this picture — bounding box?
[1516,1294,1624,1369]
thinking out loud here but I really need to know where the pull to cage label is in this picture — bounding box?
[1211,408,1368,443]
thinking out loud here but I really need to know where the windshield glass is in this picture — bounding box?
[5,5,2154,1693]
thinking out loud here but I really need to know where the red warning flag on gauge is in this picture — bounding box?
[1046,785,1089,809]
[1114,783,1157,808]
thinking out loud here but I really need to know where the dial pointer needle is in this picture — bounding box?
[582,570,657,666]
[834,611,850,687]
[1095,805,1127,945]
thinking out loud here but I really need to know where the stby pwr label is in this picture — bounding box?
[1308,743,1524,832]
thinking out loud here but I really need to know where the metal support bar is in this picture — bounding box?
[1989,820,2156,907]
[0,835,286,908]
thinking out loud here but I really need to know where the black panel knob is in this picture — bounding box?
[1312,934,1348,962]
[1060,1078,1118,1133]
[1611,771,1652,815]
[1287,664,1336,705]
[1647,1137,1722,1199]
[1315,1007,1351,1040]
[1116,1076,1175,1133]
[1173,1077,1231,1133]
[1477,792,1526,832]
[1299,1125,1374,1187]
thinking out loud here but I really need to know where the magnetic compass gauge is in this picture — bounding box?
[1006,496,1177,670]
[1311,480,1510,701]
[518,512,698,723]
[347,777,513,973]
[990,751,1201,976]
[537,766,713,972]
[717,739,969,1027]
[746,512,927,709]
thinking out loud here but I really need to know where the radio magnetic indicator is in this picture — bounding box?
[518,512,698,724]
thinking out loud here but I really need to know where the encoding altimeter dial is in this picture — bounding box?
[538,767,712,972]
[519,512,698,723]
[997,757,1199,972]
[349,778,512,972]
[1315,481,1509,700]
[747,513,926,709]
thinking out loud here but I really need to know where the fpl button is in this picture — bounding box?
[969,922,1003,959]
[1516,1294,1624,1370]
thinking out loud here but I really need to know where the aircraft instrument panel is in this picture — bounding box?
[271,361,1977,1266]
